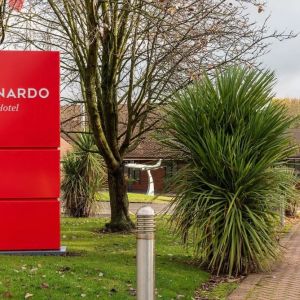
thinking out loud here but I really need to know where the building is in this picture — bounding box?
[60,137,73,161]
[61,104,83,143]
[59,102,300,194]
[286,128,300,174]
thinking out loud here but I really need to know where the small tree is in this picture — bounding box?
[161,67,297,275]
[62,134,104,218]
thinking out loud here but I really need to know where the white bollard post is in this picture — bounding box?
[136,206,155,300]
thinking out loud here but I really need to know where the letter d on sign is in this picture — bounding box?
[28,88,37,98]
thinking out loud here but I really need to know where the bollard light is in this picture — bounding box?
[136,206,155,300]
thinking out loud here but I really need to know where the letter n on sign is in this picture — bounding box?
[0,51,61,251]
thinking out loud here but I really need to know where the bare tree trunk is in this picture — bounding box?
[80,1,134,231]
[106,165,134,231]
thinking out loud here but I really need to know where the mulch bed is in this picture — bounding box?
[194,275,244,300]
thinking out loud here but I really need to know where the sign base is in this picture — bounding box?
[0,246,67,256]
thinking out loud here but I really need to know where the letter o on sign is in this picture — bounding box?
[39,88,49,99]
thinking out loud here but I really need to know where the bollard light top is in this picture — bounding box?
[137,206,155,216]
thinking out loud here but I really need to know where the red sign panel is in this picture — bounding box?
[0,51,60,148]
[0,200,60,250]
[0,51,61,251]
[0,150,60,198]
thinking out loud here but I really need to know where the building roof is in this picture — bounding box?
[125,136,171,160]
[60,101,300,161]
[61,104,83,142]
[125,127,300,161]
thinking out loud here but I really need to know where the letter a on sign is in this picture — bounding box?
[0,51,61,252]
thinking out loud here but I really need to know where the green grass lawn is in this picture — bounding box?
[97,192,173,203]
[0,218,208,300]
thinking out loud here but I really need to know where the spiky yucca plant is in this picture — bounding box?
[62,134,104,217]
[162,67,297,275]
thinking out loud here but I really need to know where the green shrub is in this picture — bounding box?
[62,134,104,217]
[161,67,297,275]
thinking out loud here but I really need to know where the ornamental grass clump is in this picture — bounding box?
[162,67,297,275]
[62,134,104,217]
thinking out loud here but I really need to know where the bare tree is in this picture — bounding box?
[5,0,295,231]
[0,0,8,44]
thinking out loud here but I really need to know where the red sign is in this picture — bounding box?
[0,51,60,148]
[8,0,25,12]
[0,51,60,251]
[0,201,60,250]
[0,150,60,198]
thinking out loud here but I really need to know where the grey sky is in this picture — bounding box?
[255,1,300,98]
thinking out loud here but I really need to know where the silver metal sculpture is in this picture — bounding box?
[125,159,163,196]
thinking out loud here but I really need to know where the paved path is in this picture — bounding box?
[94,202,171,216]
[229,221,300,300]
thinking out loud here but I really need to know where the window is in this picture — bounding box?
[127,161,141,182]
[165,161,177,179]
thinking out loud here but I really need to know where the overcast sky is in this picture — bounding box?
[255,1,300,98]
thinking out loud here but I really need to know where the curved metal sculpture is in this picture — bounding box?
[125,159,163,196]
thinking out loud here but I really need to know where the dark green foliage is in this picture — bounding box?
[62,134,104,217]
[162,67,297,275]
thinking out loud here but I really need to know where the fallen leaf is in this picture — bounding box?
[59,266,71,272]
[128,288,136,296]
[30,268,38,273]
[2,291,13,298]
[227,278,239,283]
[40,283,49,289]
[24,293,33,299]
